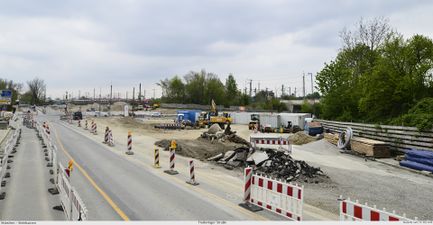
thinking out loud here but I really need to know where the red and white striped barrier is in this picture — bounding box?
[164,147,178,175]
[250,135,292,153]
[186,160,199,185]
[104,127,109,143]
[339,196,415,221]
[92,122,97,135]
[107,130,114,146]
[125,131,134,155]
[240,167,303,221]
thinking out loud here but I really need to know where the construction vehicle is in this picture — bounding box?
[248,113,260,130]
[176,110,201,128]
[207,99,232,129]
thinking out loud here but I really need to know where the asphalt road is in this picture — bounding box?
[0,126,64,220]
[44,114,256,220]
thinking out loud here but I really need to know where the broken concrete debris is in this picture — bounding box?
[208,147,327,183]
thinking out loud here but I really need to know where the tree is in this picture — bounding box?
[340,17,394,51]
[164,76,185,103]
[225,74,238,107]
[204,74,225,106]
[27,77,46,105]
[184,70,207,104]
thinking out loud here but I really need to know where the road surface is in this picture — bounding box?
[43,114,264,220]
[0,126,64,220]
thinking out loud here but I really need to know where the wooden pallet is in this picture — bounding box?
[351,137,390,158]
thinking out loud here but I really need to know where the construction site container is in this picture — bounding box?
[177,110,200,124]
[232,112,254,124]
[279,113,311,129]
[258,113,281,128]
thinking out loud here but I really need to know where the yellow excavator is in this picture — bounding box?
[206,99,232,129]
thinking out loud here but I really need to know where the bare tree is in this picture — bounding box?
[27,77,46,105]
[340,17,395,50]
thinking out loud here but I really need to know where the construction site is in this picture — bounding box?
[3,99,428,221]
[2,1,433,223]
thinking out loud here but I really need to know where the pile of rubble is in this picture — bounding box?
[200,123,251,147]
[207,148,328,183]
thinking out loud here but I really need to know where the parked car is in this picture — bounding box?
[73,111,83,120]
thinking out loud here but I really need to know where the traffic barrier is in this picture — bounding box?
[58,163,72,219]
[154,149,161,168]
[107,130,114,147]
[92,122,97,135]
[239,167,304,221]
[339,196,415,221]
[56,163,88,220]
[125,131,134,155]
[70,186,88,220]
[186,160,199,185]
[0,155,9,200]
[164,147,178,175]
[84,120,88,130]
[104,127,109,143]
[0,128,22,200]
[250,135,292,153]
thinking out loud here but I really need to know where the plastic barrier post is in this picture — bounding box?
[154,149,161,168]
[164,147,178,175]
[125,131,134,155]
[239,167,262,212]
[186,160,199,185]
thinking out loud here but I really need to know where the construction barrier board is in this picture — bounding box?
[249,173,303,221]
[340,197,413,221]
[250,135,292,153]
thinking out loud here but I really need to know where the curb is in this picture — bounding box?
[375,159,433,179]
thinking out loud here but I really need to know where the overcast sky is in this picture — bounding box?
[1,0,433,99]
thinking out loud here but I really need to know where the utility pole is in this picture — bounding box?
[294,87,297,97]
[309,72,314,94]
[302,72,306,98]
[143,90,146,99]
[139,83,142,101]
[281,85,285,96]
[248,79,252,97]
[289,87,291,96]
[133,87,135,103]
[126,91,128,101]
[258,82,260,92]
[110,84,113,103]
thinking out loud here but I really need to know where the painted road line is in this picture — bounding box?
[52,126,130,221]
[58,121,268,220]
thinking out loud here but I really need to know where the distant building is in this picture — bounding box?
[280,99,320,113]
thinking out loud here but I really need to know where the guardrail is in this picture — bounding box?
[316,119,433,152]
[37,121,88,220]
[0,126,21,200]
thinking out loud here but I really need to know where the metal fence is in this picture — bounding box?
[316,119,433,152]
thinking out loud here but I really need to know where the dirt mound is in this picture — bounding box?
[289,131,319,145]
[155,138,244,160]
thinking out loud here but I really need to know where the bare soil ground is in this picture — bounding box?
[63,108,433,220]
